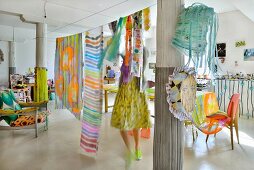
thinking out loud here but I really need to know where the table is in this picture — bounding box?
[104,77,115,84]
[103,84,118,112]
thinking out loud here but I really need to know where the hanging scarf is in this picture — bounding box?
[132,11,143,78]
[143,8,151,31]
[122,15,133,83]
[98,17,126,68]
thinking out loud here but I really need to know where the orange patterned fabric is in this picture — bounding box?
[124,16,132,67]
[192,92,227,135]
[204,92,219,116]
[55,33,83,118]
[10,114,46,127]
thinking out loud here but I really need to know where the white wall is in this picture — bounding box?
[217,10,254,74]
[16,40,36,75]
[47,39,56,79]
[0,24,66,81]
[144,26,156,82]
[0,41,9,86]
[15,39,57,79]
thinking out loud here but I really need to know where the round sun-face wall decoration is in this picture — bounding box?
[0,49,4,64]
[166,67,196,121]
[181,75,196,113]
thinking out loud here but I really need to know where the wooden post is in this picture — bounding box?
[104,90,108,113]
[153,0,184,170]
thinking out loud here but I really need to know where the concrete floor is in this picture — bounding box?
[1,99,254,170]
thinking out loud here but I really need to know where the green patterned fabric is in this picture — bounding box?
[191,92,206,126]
[0,90,21,124]
[111,77,151,130]
[98,17,127,68]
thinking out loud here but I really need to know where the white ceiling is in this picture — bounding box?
[0,0,157,35]
[0,0,253,41]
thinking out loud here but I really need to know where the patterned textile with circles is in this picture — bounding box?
[55,34,83,119]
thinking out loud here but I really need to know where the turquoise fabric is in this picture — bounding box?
[0,94,3,109]
[98,17,127,68]
[49,92,55,100]
[172,3,218,74]
[0,90,21,124]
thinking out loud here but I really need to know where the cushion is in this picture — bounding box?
[2,115,19,125]
[0,89,21,124]
[10,113,46,127]
[206,111,228,120]
[1,90,21,110]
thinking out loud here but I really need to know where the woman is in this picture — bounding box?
[111,47,151,161]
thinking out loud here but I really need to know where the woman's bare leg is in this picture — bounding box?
[120,130,131,151]
[133,129,140,151]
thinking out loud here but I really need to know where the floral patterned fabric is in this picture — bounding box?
[111,77,151,130]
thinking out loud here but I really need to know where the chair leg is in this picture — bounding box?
[230,123,234,150]
[234,121,240,144]
[191,125,196,142]
[35,110,38,138]
[206,135,209,143]
[46,115,49,131]
[235,105,240,144]
[214,133,217,138]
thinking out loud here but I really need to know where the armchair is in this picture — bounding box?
[0,89,48,137]
[191,92,240,149]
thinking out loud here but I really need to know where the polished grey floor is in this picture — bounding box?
[0,99,254,170]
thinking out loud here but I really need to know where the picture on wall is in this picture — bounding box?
[235,41,246,47]
[244,49,254,61]
[216,43,226,57]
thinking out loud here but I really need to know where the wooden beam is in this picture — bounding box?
[154,0,184,169]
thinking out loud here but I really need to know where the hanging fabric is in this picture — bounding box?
[34,67,48,102]
[54,33,83,119]
[131,11,143,78]
[98,17,126,68]
[108,20,118,35]
[143,7,151,31]
[172,3,218,73]
[80,27,103,156]
[131,11,144,91]
[121,15,133,83]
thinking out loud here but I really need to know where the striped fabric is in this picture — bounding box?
[54,33,83,119]
[80,27,103,156]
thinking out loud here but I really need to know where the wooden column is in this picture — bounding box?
[153,0,184,170]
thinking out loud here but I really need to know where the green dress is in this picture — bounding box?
[111,77,151,130]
